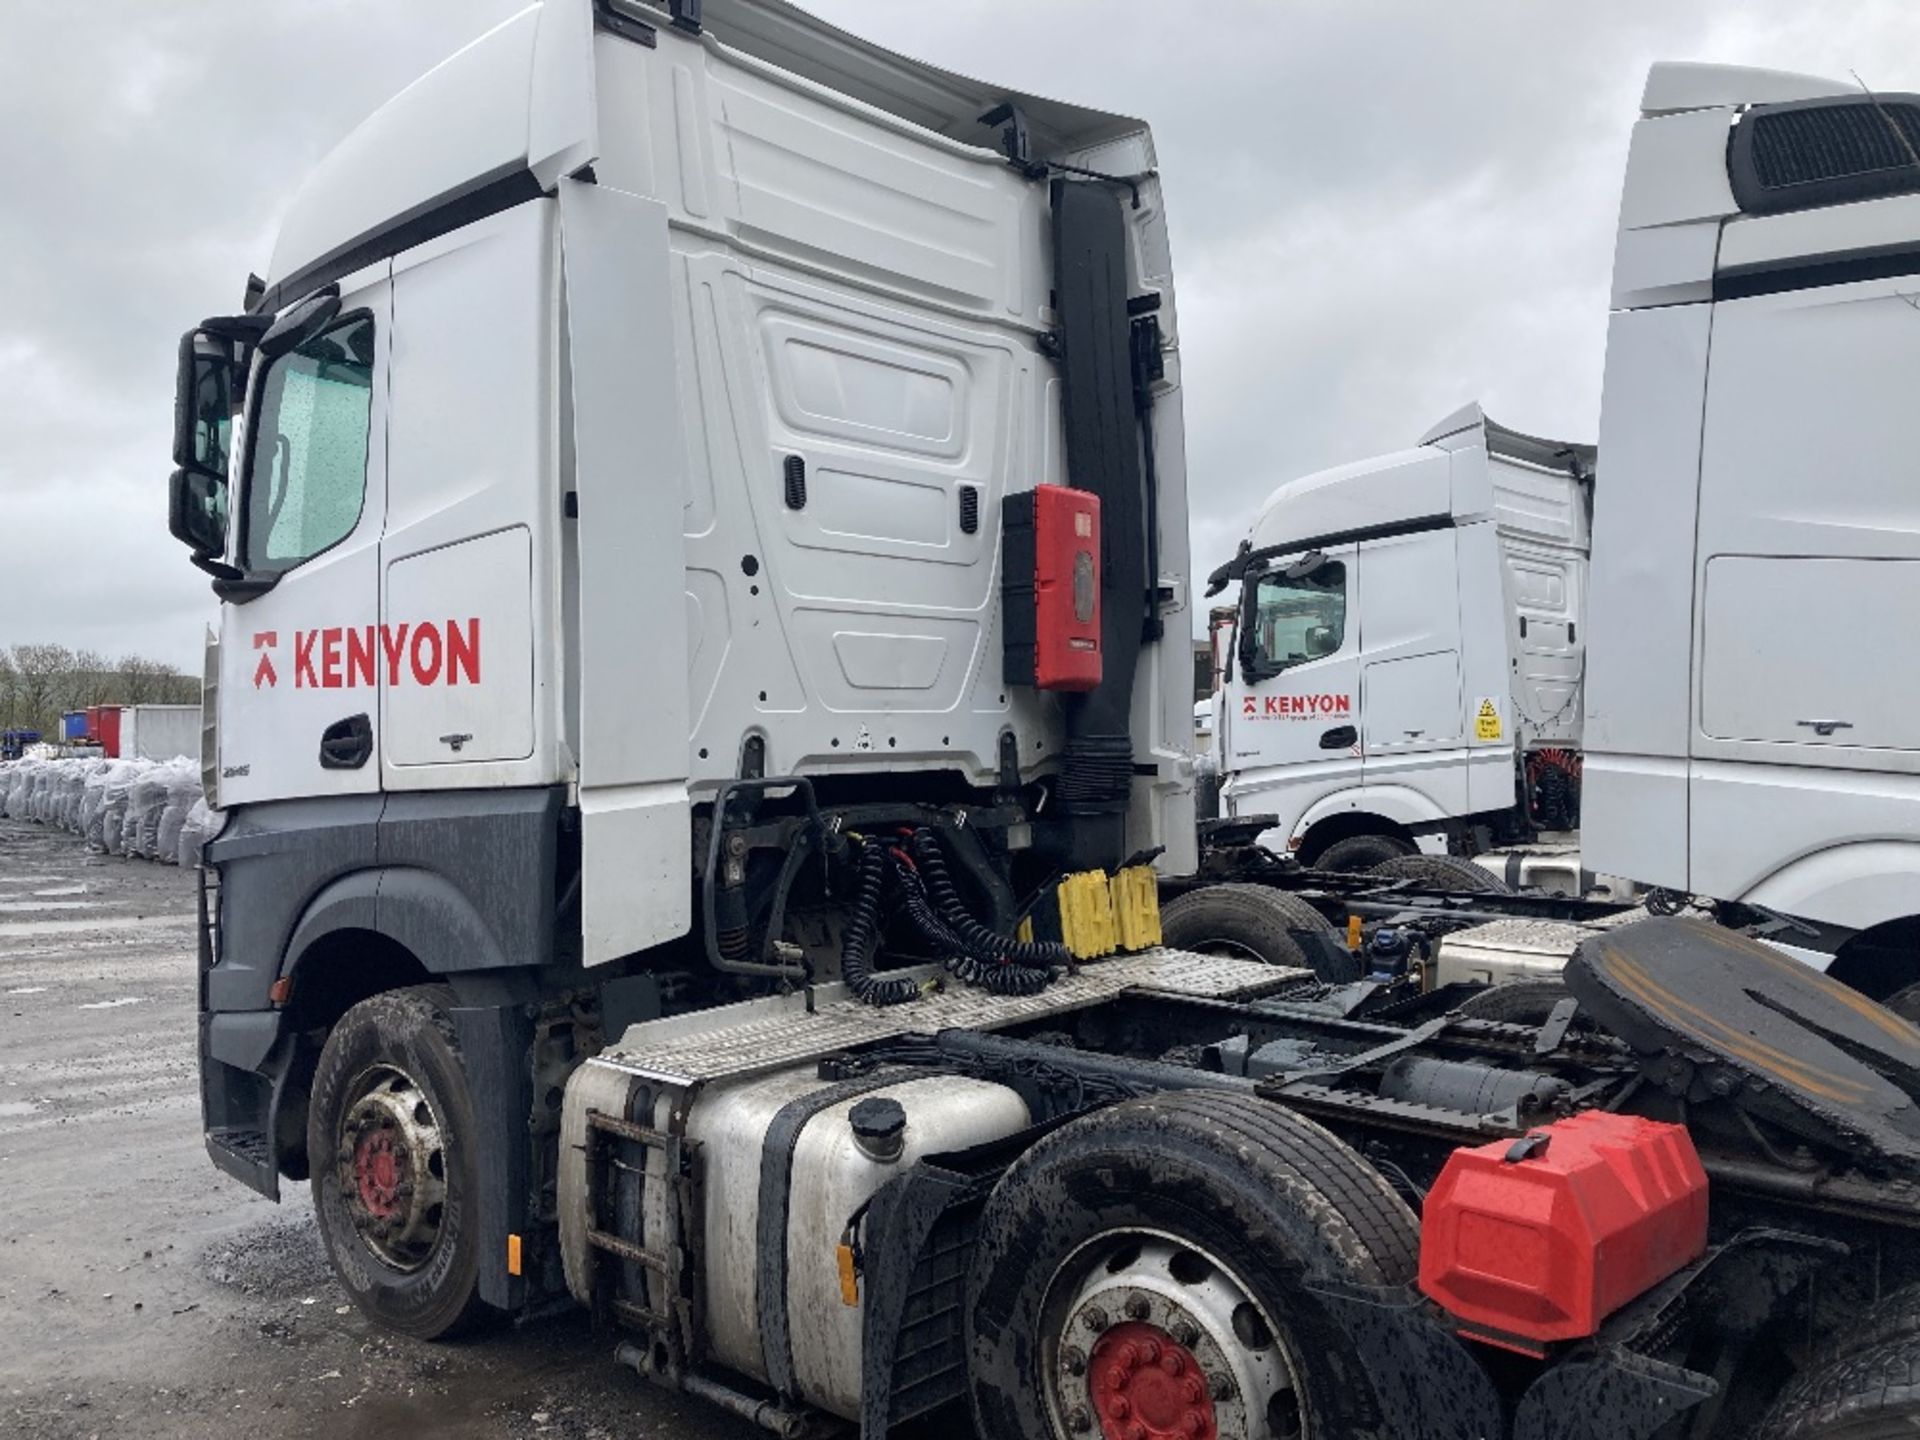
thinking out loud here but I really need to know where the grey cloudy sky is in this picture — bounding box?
[5,1,1919,672]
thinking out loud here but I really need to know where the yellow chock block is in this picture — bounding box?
[1056,870,1119,960]
[1109,866,1163,951]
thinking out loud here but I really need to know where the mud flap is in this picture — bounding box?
[1307,1279,1505,1440]
[1310,1279,1717,1440]
[1511,1350,1716,1440]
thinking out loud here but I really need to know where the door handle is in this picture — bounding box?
[1795,719,1854,737]
[319,713,373,770]
[1319,725,1357,750]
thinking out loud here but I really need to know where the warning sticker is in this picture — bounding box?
[1474,697,1503,742]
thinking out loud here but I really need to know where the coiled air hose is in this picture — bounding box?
[906,827,1073,971]
[838,839,924,1007]
[837,831,1065,1006]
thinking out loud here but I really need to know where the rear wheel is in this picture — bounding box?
[308,985,488,1340]
[1367,853,1512,894]
[1758,1338,1920,1438]
[967,1090,1419,1440]
[1882,982,1920,1025]
[1160,884,1343,974]
[1312,833,1414,874]
[1454,978,1574,1026]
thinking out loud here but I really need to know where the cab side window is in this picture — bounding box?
[243,314,375,576]
[1249,561,1347,678]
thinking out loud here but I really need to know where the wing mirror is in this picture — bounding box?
[1236,568,1265,686]
[257,289,340,360]
[169,312,270,572]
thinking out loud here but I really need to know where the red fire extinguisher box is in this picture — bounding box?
[1002,485,1102,692]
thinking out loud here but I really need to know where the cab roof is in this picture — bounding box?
[261,0,1154,311]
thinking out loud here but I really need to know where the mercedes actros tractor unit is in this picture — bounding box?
[167,9,1920,1436]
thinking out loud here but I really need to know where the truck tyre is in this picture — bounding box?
[308,984,488,1341]
[1161,883,1340,972]
[1807,1283,1920,1367]
[1454,978,1574,1026]
[967,1090,1418,1440]
[1882,983,1920,1025]
[1312,832,1414,873]
[1758,1337,1920,1438]
[1367,853,1512,894]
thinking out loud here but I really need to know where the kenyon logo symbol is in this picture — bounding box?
[1243,693,1352,719]
[251,621,481,690]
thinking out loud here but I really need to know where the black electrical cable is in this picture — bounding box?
[839,839,922,1007]
[837,831,1064,1007]
[887,852,1067,998]
[907,828,1073,970]
[889,854,1056,997]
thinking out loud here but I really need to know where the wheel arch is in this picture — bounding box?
[270,865,521,1179]
[1740,841,1920,934]
[1291,788,1447,864]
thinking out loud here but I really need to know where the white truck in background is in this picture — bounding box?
[1210,403,1593,874]
[1212,61,1920,1000]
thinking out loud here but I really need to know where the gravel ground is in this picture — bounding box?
[0,818,761,1440]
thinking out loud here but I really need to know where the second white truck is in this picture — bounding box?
[1209,404,1593,872]
[1212,61,1920,1001]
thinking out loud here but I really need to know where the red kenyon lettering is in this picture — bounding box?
[410,622,443,686]
[293,631,318,689]
[320,627,343,688]
[381,624,409,686]
[346,627,376,688]
[446,618,481,686]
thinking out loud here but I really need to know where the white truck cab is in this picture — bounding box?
[168,0,1194,1349]
[1211,404,1592,869]
[1582,62,1920,990]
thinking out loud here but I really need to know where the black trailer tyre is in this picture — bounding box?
[1159,883,1337,969]
[1368,853,1513,893]
[1454,978,1575,1025]
[308,985,487,1340]
[1758,1337,1920,1438]
[1882,982,1920,1025]
[967,1090,1419,1440]
[1313,832,1414,874]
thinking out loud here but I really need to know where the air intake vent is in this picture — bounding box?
[958,484,979,535]
[783,454,807,510]
[1730,96,1920,215]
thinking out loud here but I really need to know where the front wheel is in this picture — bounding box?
[967,1091,1419,1439]
[308,985,488,1340]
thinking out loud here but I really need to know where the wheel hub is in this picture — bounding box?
[353,1128,407,1218]
[1050,1236,1301,1440]
[335,1064,448,1272]
[1088,1321,1216,1440]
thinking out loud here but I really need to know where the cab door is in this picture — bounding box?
[217,263,391,805]
[1358,528,1467,814]
[1222,546,1362,812]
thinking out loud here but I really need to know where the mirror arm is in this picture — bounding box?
[190,554,245,582]
[211,572,281,604]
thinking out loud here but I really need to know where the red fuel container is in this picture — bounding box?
[1418,1110,1708,1354]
